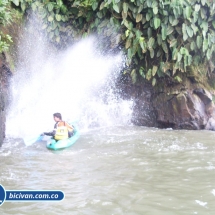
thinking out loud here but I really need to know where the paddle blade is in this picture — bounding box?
[24,135,43,146]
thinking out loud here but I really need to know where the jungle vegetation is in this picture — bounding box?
[2,0,215,86]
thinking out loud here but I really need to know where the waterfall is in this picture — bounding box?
[6,17,133,138]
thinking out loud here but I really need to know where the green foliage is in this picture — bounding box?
[0,0,14,53]
[12,0,215,86]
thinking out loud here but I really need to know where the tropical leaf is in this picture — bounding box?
[170,39,177,48]
[148,37,155,49]
[174,76,182,83]
[157,34,162,45]
[152,65,158,76]
[153,7,158,15]
[113,4,120,13]
[162,25,167,40]
[55,14,61,21]
[131,69,137,84]
[48,16,54,22]
[136,14,142,22]
[162,42,168,53]
[123,2,128,13]
[152,77,156,86]
[195,4,200,12]
[154,17,160,29]
[149,48,154,58]
[12,0,19,6]
[146,69,152,80]
[92,2,98,11]
[186,26,193,37]
[196,35,202,49]
[182,23,188,41]
[203,39,208,52]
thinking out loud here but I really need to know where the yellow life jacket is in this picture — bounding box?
[54,123,68,140]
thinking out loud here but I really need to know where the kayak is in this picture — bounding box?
[46,128,80,150]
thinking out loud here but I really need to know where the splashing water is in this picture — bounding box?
[6,19,133,138]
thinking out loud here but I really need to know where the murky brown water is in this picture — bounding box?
[1,126,215,214]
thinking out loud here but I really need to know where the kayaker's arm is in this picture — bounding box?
[43,130,56,136]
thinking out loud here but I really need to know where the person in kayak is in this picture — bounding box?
[42,113,74,141]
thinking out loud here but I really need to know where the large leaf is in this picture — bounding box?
[123,2,128,13]
[126,39,131,49]
[186,26,193,37]
[154,17,161,29]
[12,0,19,6]
[206,49,212,60]
[172,48,178,60]
[136,14,142,22]
[152,66,158,76]
[196,35,202,49]
[193,11,198,23]
[203,39,208,52]
[174,76,182,83]
[201,0,206,6]
[195,4,200,12]
[139,37,146,49]
[122,11,127,19]
[139,68,145,78]
[162,42,168,53]
[100,2,105,10]
[55,14,61,21]
[152,77,156,86]
[113,4,120,13]
[161,25,167,40]
[47,3,54,12]
[131,69,137,84]
[157,34,162,45]
[182,23,188,41]
[92,2,98,11]
[185,7,192,19]
[147,27,152,38]
[187,55,192,66]
[180,47,189,55]
[150,49,154,58]
[148,37,155,48]
[177,53,182,62]
[146,69,152,80]
[153,7,158,15]
[48,16,54,22]
[138,5,144,13]
[190,41,196,51]
[171,19,179,26]
[170,39,177,48]
[191,24,198,35]
[166,26,174,35]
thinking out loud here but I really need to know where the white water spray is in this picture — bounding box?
[6,19,133,138]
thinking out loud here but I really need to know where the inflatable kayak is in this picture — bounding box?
[46,128,80,150]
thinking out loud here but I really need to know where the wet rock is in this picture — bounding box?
[193,88,212,105]
[152,90,208,129]
[128,83,157,127]
[129,77,215,130]
[0,53,12,146]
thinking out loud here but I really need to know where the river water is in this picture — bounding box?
[0,126,215,214]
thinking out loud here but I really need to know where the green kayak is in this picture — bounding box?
[46,128,80,150]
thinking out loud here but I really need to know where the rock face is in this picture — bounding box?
[0,53,11,146]
[131,83,158,127]
[131,78,215,130]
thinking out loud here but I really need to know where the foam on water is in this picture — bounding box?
[6,18,133,138]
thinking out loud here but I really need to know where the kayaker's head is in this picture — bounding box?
[53,112,62,122]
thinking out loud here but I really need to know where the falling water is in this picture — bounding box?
[6,18,133,138]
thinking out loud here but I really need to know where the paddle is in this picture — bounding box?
[24,135,43,146]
